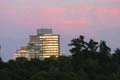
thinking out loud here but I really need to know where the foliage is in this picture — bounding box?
[0,35,120,80]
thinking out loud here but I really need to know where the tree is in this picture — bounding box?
[0,69,11,80]
[98,41,111,63]
[11,69,30,80]
[112,48,120,64]
[69,35,99,70]
[99,41,111,55]
[0,57,5,69]
[86,39,98,53]
[30,71,78,80]
[69,35,87,55]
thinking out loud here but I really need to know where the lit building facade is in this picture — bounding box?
[14,46,30,59]
[14,29,60,60]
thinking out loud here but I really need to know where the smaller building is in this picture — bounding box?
[14,46,30,59]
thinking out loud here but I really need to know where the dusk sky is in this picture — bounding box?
[0,0,120,61]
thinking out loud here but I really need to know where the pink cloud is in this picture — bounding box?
[96,7,108,14]
[1,5,120,30]
[79,6,93,12]
[108,8,120,15]
[18,8,32,14]
[7,8,16,15]
[41,7,65,15]
[0,5,17,15]
[95,7,120,15]
[62,18,90,26]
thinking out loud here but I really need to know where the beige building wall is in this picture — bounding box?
[29,34,60,59]
[14,47,30,59]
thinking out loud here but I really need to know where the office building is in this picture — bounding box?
[14,46,30,59]
[14,29,60,60]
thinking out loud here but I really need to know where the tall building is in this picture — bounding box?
[14,29,60,60]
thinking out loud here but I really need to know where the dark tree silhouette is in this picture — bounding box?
[69,35,87,55]
[0,35,120,80]
[112,48,120,64]
[99,40,111,54]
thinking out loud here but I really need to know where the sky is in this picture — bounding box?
[0,0,120,61]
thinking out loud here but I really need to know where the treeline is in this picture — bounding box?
[0,35,120,80]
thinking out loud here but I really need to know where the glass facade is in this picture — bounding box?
[29,34,60,59]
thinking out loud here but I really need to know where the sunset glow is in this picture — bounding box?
[0,0,120,61]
